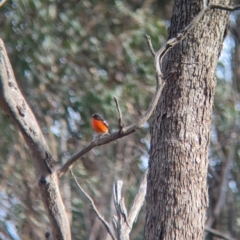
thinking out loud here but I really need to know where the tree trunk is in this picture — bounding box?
[0,39,71,240]
[145,0,231,239]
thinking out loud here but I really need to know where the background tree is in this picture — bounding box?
[0,0,240,240]
[206,2,240,239]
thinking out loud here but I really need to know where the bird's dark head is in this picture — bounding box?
[92,113,103,120]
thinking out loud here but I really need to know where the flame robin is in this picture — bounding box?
[91,113,109,134]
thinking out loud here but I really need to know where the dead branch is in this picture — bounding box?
[209,4,240,11]
[206,143,236,227]
[205,227,235,240]
[112,171,148,240]
[145,34,156,56]
[71,168,147,240]
[0,39,71,239]
[71,170,116,240]
[113,181,130,240]
[127,170,148,227]
[58,40,165,177]
[114,97,124,133]
[58,2,240,178]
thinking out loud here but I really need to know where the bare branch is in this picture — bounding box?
[71,170,116,240]
[209,4,240,11]
[113,181,129,224]
[58,2,240,178]
[205,227,235,240]
[145,34,155,56]
[206,146,235,227]
[112,171,148,239]
[58,53,165,177]
[0,38,71,239]
[113,181,130,240]
[155,4,240,77]
[114,97,124,133]
[127,170,147,227]
[156,7,207,77]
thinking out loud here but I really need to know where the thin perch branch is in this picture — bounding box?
[145,34,156,56]
[114,96,124,133]
[58,37,166,178]
[58,2,240,178]
[71,170,116,240]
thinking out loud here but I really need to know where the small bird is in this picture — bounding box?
[91,113,109,135]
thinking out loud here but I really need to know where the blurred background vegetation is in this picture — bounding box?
[0,0,240,239]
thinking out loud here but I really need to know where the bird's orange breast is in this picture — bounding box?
[91,118,109,134]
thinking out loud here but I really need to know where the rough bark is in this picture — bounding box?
[145,0,231,239]
[0,39,71,239]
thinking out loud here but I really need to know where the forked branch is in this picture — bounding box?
[112,171,148,239]
[58,38,165,177]
[72,169,148,240]
[58,2,240,178]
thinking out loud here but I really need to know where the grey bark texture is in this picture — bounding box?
[145,0,232,239]
[0,39,71,240]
